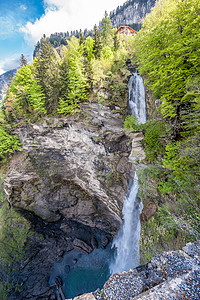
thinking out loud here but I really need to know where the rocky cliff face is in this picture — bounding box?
[3,102,138,299]
[110,0,156,30]
[4,103,134,234]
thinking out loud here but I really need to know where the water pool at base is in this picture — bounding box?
[49,246,113,299]
[64,265,110,298]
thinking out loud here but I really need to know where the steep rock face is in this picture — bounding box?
[4,103,133,234]
[110,0,156,29]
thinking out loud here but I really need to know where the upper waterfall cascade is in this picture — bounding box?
[128,71,147,124]
[110,173,143,274]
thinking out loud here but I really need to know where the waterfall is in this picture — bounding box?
[110,173,143,274]
[109,70,146,275]
[128,71,146,124]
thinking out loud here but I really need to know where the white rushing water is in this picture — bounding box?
[128,71,146,124]
[110,173,143,274]
[109,70,146,274]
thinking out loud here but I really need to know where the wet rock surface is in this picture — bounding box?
[92,240,200,300]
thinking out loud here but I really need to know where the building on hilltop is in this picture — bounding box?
[115,26,137,36]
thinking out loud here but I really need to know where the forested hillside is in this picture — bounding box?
[0,13,133,165]
[132,0,200,259]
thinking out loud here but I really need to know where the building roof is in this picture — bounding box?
[115,26,137,35]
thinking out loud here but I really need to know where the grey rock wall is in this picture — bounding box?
[4,103,134,234]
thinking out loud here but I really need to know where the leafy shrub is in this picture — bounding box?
[5,65,46,120]
[124,114,143,131]
[0,126,22,160]
[144,121,166,161]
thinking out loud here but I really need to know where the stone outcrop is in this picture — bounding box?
[73,241,200,300]
[73,238,93,254]
[4,103,134,234]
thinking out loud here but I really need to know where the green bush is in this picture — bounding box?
[124,114,143,132]
[0,126,22,161]
[144,121,166,161]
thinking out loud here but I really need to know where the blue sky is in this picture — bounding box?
[0,0,126,75]
[0,0,45,74]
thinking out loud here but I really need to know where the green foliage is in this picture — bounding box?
[0,126,22,160]
[163,136,200,181]
[0,199,33,297]
[101,11,113,46]
[144,121,167,161]
[85,36,94,62]
[124,114,143,131]
[58,37,89,115]
[134,0,200,128]
[138,166,198,263]
[101,46,114,61]
[5,65,46,120]
[34,35,62,114]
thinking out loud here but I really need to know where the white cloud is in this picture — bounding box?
[0,55,32,75]
[21,0,126,45]
[0,57,19,75]
[20,4,27,11]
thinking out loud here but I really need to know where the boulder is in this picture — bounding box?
[73,238,93,254]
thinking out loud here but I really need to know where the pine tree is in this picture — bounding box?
[101,11,113,46]
[79,29,84,46]
[114,34,120,51]
[58,37,89,115]
[20,54,28,67]
[5,65,46,118]
[93,25,102,59]
[34,35,61,114]
[79,29,88,57]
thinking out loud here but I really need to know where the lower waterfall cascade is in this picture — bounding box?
[110,173,143,274]
[128,71,147,124]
